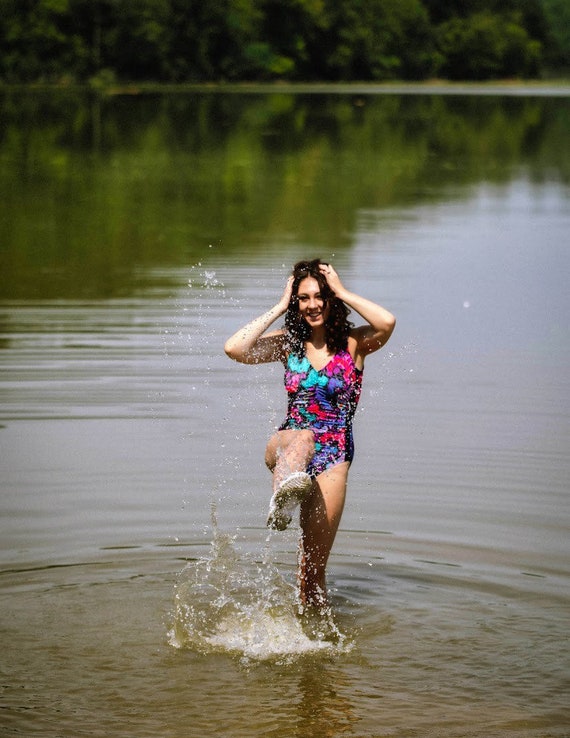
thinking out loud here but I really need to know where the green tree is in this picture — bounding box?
[437,11,542,79]
[317,0,438,80]
[0,0,90,82]
[541,0,570,67]
[251,0,325,79]
[425,0,549,78]
[104,0,171,80]
[165,0,261,81]
[0,0,563,83]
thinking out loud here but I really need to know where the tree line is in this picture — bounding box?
[0,0,569,85]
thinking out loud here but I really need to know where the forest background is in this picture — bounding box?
[1,0,569,85]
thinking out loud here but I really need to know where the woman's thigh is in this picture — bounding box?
[264,428,314,470]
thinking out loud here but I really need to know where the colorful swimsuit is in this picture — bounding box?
[279,350,363,477]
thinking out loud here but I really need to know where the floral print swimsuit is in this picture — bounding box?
[279,350,363,477]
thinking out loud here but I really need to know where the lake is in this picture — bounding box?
[0,86,569,737]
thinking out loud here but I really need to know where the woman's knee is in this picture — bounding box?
[264,431,282,470]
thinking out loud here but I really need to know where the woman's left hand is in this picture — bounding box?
[319,263,396,358]
[319,263,345,298]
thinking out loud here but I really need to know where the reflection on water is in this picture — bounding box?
[1,89,569,299]
[0,90,569,737]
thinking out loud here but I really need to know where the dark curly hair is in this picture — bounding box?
[284,258,353,356]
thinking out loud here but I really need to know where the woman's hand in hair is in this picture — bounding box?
[319,263,347,301]
[278,275,295,312]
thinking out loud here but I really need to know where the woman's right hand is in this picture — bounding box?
[277,276,294,313]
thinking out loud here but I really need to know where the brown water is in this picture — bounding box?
[0,89,569,737]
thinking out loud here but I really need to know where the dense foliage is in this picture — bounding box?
[0,0,567,83]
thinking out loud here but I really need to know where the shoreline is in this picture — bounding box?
[2,79,570,97]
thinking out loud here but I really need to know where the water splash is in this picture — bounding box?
[168,516,350,664]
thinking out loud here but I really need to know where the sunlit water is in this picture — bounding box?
[1,91,570,737]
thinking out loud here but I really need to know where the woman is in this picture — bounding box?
[224,259,395,609]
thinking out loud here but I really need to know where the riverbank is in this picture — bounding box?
[2,79,570,97]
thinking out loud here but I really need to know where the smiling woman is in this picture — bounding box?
[224,258,396,611]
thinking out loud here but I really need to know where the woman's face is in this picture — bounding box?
[296,276,330,329]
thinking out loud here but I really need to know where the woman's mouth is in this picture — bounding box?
[306,311,322,320]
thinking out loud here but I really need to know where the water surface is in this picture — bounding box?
[0,89,569,737]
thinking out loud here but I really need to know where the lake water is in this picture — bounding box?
[0,87,569,737]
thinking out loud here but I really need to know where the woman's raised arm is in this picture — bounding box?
[224,277,293,365]
[320,263,396,359]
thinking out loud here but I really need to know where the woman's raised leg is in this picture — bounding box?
[265,429,315,492]
[264,429,315,530]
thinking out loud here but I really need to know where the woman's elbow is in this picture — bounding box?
[382,314,396,343]
[224,339,239,361]
[224,339,250,364]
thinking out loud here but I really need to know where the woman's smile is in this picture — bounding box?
[305,307,324,321]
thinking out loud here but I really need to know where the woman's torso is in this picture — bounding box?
[281,349,363,433]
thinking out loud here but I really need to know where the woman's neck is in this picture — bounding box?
[307,327,328,351]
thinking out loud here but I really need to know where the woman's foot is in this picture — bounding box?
[267,472,312,531]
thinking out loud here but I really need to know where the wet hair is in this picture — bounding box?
[284,258,353,356]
